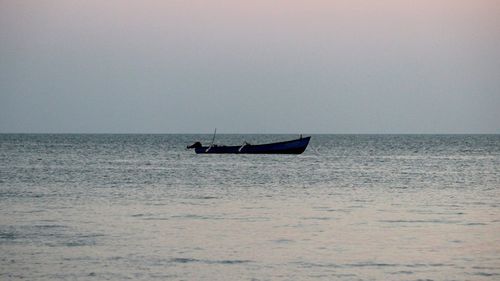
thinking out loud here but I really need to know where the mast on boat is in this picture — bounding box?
[210,128,217,146]
[205,128,217,152]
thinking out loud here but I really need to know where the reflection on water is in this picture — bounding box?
[1,134,499,280]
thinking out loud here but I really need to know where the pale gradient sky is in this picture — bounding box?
[1,0,499,133]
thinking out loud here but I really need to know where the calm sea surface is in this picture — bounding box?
[1,134,499,280]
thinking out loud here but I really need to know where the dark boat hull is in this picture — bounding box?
[194,136,310,154]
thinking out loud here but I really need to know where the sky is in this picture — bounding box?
[1,0,499,134]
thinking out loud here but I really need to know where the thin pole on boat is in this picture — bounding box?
[210,128,217,146]
[205,128,216,153]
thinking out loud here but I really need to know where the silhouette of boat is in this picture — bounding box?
[187,135,310,154]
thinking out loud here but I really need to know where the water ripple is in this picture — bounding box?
[170,258,252,265]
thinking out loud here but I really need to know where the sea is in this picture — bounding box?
[1,134,499,280]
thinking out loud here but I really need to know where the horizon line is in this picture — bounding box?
[0,132,499,135]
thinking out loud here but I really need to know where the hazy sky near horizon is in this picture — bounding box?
[1,0,499,133]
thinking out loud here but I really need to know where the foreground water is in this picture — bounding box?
[1,134,499,280]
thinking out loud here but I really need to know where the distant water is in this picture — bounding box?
[1,134,499,280]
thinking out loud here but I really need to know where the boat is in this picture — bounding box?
[187,134,311,154]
